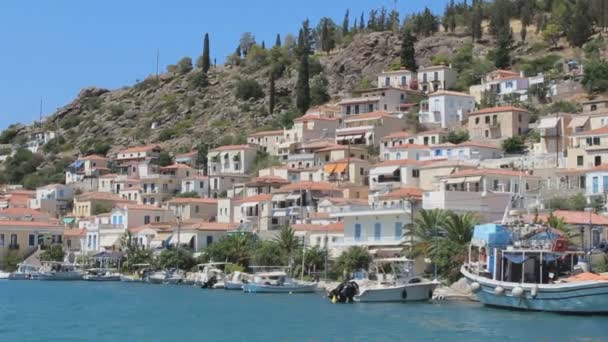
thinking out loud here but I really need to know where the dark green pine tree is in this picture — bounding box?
[471,0,483,41]
[368,9,377,32]
[269,72,276,114]
[567,0,593,48]
[320,19,335,55]
[400,27,417,72]
[520,1,534,42]
[201,33,210,73]
[275,34,281,47]
[378,7,388,31]
[352,18,358,34]
[342,9,350,36]
[389,10,400,32]
[494,28,513,69]
[359,12,365,31]
[261,41,266,49]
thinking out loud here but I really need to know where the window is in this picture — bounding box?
[29,234,35,247]
[396,152,401,160]
[383,104,387,110]
[577,156,584,166]
[596,156,602,166]
[10,234,17,247]
[368,104,374,112]
[150,198,155,205]
[400,93,405,100]
[395,222,403,239]
[485,130,489,138]
[485,116,490,124]
[593,176,599,193]
[475,117,480,124]
[0,233,5,247]
[591,104,598,111]
[401,76,406,85]
[354,224,361,241]
[354,105,360,114]
[144,215,150,224]
[88,235,91,248]
[518,114,522,122]
[593,137,601,145]
[346,106,351,115]
[155,216,160,223]
[383,153,389,160]
[385,77,390,86]
[412,169,420,178]
[118,216,123,225]
[195,205,200,213]
[603,176,608,193]
[374,223,381,241]
[493,180,499,191]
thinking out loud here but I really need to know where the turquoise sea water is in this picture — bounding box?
[0,281,606,342]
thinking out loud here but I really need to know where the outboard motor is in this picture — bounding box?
[201,275,217,289]
[328,281,359,303]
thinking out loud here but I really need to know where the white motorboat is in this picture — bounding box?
[224,271,254,290]
[195,263,231,289]
[38,262,84,281]
[462,223,608,314]
[9,263,40,280]
[120,264,152,283]
[354,258,438,303]
[0,271,10,279]
[83,268,121,281]
[165,269,187,285]
[242,271,317,293]
[147,270,169,284]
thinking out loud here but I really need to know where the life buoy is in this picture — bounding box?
[402,289,407,299]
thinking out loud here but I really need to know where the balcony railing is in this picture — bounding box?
[335,236,406,246]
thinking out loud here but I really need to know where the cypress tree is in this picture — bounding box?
[359,12,365,31]
[198,32,210,73]
[275,34,282,47]
[320,18,336,55]
[400,27,417,72]
[261,41,266,49]
[494,28,513,69]
[368,9,377,31]
[567,0,593,47]
[295,21,313,113]
[342,9,350,36]
[352,18,358,34]
[520,1,534,42]
[389,10,400,32]
[378,7,388,31]
[269,72,276,115]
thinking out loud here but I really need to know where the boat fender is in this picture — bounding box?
[530,286,538,298]
[494,286,505,295]
[402,289,407,300]
[512,286,524,298]
[470,282,481,293]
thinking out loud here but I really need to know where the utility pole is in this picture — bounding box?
[555,111,559,168]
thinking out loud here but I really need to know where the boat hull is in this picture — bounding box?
[355,282,438,303]
[83,275,121,281]
[38,272,83,281]
[462,266,608,313]
[243,282,317,293]
[9,273,36,280]
[224,281,245,290]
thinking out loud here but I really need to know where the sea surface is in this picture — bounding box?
[0,280,606,342]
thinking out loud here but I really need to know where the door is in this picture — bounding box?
[374,223,381,241]
[395,222,403,239]
[354,224,361,241]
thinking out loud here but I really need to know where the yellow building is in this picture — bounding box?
[0,220,64,268]
[73,192,134,217]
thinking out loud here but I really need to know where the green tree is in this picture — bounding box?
[120,231,153,270]
[445,130,470,144]
[520,0,534,41]
[295,20,313,113]
[567,0,593,48]
[176,57,193,74]
[319,17,336,55]
[239,32,256,56]
[471,0,483,41]
[2,148,43,184]
[40,245,65,262]
[310,74,330,106]
[199,33,211,73]
[0,126,19,144]
[494,27,513,69]
[252,240,286,266]
[400,27,417,72]
[204,233,255,267]
[406,208,447,258]
[158,151,172,167]
[359,12,365,31]
[157,249,196,270]
[543,23,561,48]
[275,33,281,47]
[273,226,301,262]
[389,9,400,32]
[583,59,608,93]
[502,136,526,154]
[333,246,372,278]
[235,79,264,100]
[342,9,350,36]
[268,72,276,115]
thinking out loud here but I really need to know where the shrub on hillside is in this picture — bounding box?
[235,79,264,101]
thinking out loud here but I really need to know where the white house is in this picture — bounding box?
[585,164,608,198]
[29,184,74,217]
[377,69,417,89]
[383,144,431,162]
[338,87,414,115]
[418,90,476,128]
[181,175,209,198]
[368,159,431,192]
[26,130,56,153]
[429,141,502,162]
[417,65,457,93]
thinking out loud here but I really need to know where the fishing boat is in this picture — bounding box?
[83,268,121,281]
[38,262,84,281]
[8,263,40,280]
[242,271,317,293]
[195,263,231,289]
[462,223,608,314]
[224,271,254,290]
[353,258,439,303]
[120,264,152,283]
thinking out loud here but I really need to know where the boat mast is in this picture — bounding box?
[176,216,181,270]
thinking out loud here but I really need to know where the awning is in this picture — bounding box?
[168,233,196,245]
[503,252,530,264]
[336,134,364,141]
[273,210,287,217]
[240,201,259,208]
[446,177,466,184]
[99,235,121,248]
[286,193,302,201]
[69,160,84,169]
[370,165,400,176]
[333,163,348,174]
[568,116,589,128]
[323,164,337,173]
[150,232,171,248]
[464,176,482,183]
[63,218,75,224]
[272,194,287,202]
[537,117,559,129]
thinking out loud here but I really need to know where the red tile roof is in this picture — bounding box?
[589,164,608,172]
[245,176,290,186]
[382,131,414,140]
[119,203,171,211]
[387,143,430,150]
[0,220,63,228]
[320,197,369,206]
[182,221,239,231]
[160,164,193,171]
[166,198,218,205]
[234,194,273,204]
[315,145,367,152]
[82,154,108,161]
[533,210,608,226]
[276,181,341,193]
[468,106,529,116]
[447,168,538,178]
[292,222,344,232]
[0,208,48,217]
[75,192,134,203]
[573,126,608,136]
[118,144,160,154]
[293,113,337,122]
[63,228,86,237]
[343,111,395,121]
[379,187,424,200]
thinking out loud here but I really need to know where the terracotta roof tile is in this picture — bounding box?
[292,222,344,232]
[343,111,395,121]
[118,144,160,154]
[468,106,529,116]
[76,192,135,203]
[166,198,218,205]
[379,187,424,200]
[234,194,273,204]
[63,228,86,237]
[248,130,284,137]
[276,181,341,193]
[533,210,608,226]
[209,144,255,152]
[446,168,538,178]
[387,143,430,150]
[160,164,193,171]
[573,126,608,136]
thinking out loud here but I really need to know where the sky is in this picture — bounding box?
[0,0,450,131]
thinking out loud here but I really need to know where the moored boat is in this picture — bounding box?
[83,268,121,281]
[9,263,40,280]
[38,262,83,281]
[224,271,254,290]
[195,262,231,289]
[243,271,317,293]
[462,223,608,314]
[353,258,438,303]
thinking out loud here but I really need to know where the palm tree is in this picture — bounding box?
[443,211,477,245]
[273,225,301,258]
[405,208,447,257]
[546,212,578,242]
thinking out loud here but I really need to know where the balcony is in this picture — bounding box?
[287,153,315,162]
[334,236,406,247]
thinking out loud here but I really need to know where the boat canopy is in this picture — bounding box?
[471,224,512,248]
[503,251,563,264]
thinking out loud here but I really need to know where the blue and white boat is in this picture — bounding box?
[242,271,317,293]
[461,223,608,314]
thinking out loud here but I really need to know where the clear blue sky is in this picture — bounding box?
[0,0,450,131]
